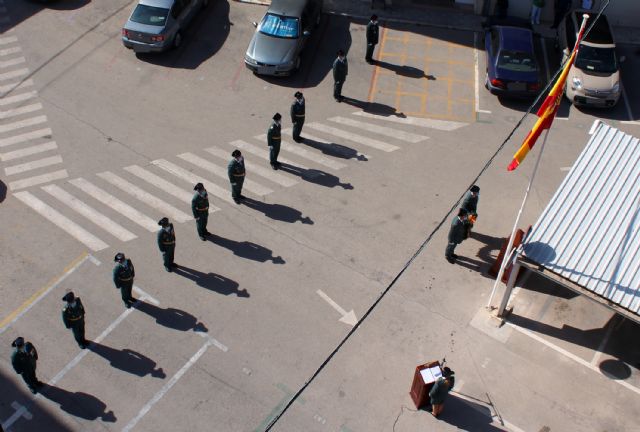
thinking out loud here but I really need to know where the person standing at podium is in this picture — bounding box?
[429,376,452,418]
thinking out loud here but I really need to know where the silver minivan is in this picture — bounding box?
[557,10,622,108]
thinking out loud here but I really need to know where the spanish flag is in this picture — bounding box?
[507,15,589,171]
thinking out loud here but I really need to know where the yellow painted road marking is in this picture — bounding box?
[0,252,88,333]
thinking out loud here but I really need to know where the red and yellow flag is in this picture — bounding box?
[507,16,589,171]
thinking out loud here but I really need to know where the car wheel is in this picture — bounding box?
[202,0,209,8]
[173,31,182,49]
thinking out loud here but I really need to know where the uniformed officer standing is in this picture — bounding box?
[446,209,469,264]
[228,150,246,204]
[192,183,210,240]
[268,113,282,170]
[11,337,41,394]
[113,253,136,308]
[461,185,480,228]
[332,50,348,101]
[290,91,305,142]
[157,217,176,271]
[365,15,379,63]
[62,292,88,349]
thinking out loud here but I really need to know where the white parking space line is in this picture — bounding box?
[0,115,47,134]
[282,129,371,160]
[124,165,196,204]
[152,159,234,205]
[4,155,62,175]
[474,32,491,115]
[0,127,51,147]
[560,166,572,171]
[306,122,399,152]
[177,152,274,196]
[620,83,639,124]
[69,178,158,232]
[0,141,57,161]
[8,169,68,190]
[97,171,192,223]
[352,110,467,131]
[590,316,619,366]
[0,90,37,106]
[254,134,347,170]
[0,36,18,45]
[327,116,428,143]
[0,102,42,120]
[13,191,108,251]
[0,67,28,82]
[0,46,21,57]
[0,78,33,93]
[42,184,137,242]
[0,57,26,69]
[204,146,298,187]
[229,139,309,169]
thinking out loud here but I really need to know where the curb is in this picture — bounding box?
[233,0,270,5]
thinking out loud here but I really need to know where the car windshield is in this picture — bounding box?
[259,13,299,38]
[575,45,618,73]
[497,50,537,72]
[130,4,169,26]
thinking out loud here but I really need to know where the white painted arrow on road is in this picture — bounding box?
[316,289,358,326]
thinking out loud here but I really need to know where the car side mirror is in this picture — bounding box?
[619,55,626,63]
[252,21,258,28]
[303,30,310,37]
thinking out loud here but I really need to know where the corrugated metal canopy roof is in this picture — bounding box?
[521,121,640,316]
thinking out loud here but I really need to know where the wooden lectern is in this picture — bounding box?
[409,360,442,409]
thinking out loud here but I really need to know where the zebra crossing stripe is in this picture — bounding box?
[254,134,347,170]
[229,140,309,169]
[0,36,18,46]
[0,127,51,147]
[123,165,199,205]
[42,184,137,242]
[151,159,234,205]
[69,178,158,232]
[204,146,297,187]
[352,111,467,131]
[9,169,68,190]
[177,152,273,197]
[306,123,399,152]
[0,57,26,69]
[0,141,57,161]
[97,171,192,223]
[0,102,42,120]
[13,191,109,251]
[0,68,28,82]
[5,155,62,175]
[0,90,37,106]
[0,46,21,57]
[328,116,428,143]
[0,78,32,93]
[281,128,371,160]
[0,115,47,134]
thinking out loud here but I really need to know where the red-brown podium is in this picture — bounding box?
[409,360,443,409]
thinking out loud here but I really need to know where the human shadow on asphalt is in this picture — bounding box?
[173,265,249,297]
[340,96,406,118]
[207,234,285,264]
[135,301,208,332]
[136,0,231,70]
[88,343,166,378]
[300,137,368,161]
[242,197,314,224]
[39,384,116,422]
[470,231,502,266]
[435,394,505,431]
[372,60,429,79]
[278,163,354,190]
[0,180,6,203]
[453,255,491,276]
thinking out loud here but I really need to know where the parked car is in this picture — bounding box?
[122,0,209,53]
[484,21,541,98]
[557,10,622,108]
[244,0,322,76]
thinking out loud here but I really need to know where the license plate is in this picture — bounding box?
[508,82,526,91]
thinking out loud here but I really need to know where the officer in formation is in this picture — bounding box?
[446,209,469,264]
[365,15,379,63]
[11,337,41,394]
[192,182,210,240]
[62,291,88,349]
[268,113,282,170]
[461,185,480,226]
[113,253,136,308]
[290,91,305,142]
[332,50,348,102]
[228,149,246,204]
[157,217,176,271]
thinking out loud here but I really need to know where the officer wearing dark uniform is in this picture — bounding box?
[113,253,136,308]
[157,217,176,271]
[446,209,468,263]
[268,113,282,170]
[332,50,348,101]
[290,91,306,142]
[228,150,246,204]
[11,337,41,394]
[461,185,480,231]
[191,183,210,240]
[365,15,379,63]
[62,292,88,349]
